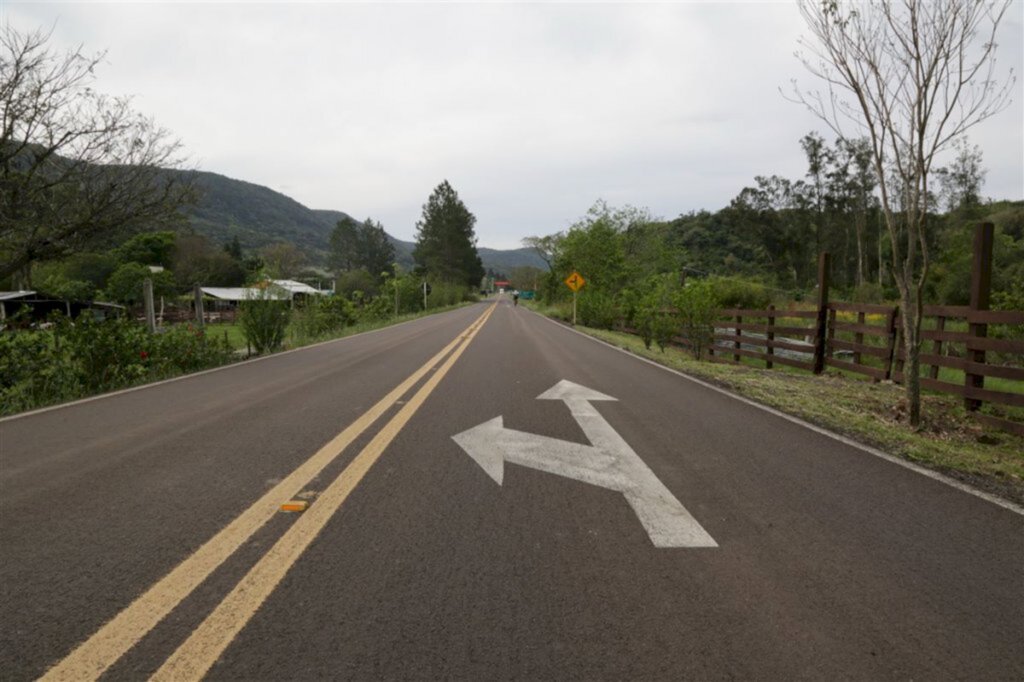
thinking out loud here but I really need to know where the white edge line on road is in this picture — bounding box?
[531,310,1024,517]
[0,305,479,424]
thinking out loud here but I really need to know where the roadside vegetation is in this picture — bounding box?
[528,302,1023,505]
[0,298,475,418]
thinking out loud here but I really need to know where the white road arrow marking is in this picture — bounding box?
[452,380,717,548]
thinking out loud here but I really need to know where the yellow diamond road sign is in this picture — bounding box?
[564,271,586,292]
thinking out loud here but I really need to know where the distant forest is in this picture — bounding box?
[525,132,1022,309]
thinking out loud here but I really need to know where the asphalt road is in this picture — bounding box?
[2,297,1022,681]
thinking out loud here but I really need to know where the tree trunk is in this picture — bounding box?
[897,272,923,426]
[877,214,884,287]
[855,213,866,288]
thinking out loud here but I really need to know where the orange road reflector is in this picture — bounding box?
[280,501,309,513]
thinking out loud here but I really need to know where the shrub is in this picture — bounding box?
[577,289,618,329]
[0,315,235,416]
[290,295,355,344]
[851,282,886,304]
[239,295,291,354]
[633,274,681,351]
[0,327,79,413]
[675,280,720,360]
[708,277,771,309]
[355,294,392,323]
[104,263,177,305]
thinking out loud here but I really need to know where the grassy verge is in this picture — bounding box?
[2,303,475,418]
[528,304,1024,506]
[170,302,475,353]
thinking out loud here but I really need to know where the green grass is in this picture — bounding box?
[526,305,1024,505]
[167,302,477,354]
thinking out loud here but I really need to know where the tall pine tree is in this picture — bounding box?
[413,180,484,287]
[328,215,396,283]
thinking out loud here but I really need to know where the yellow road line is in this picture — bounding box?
[151,302,496,681]
[40,304,495,682]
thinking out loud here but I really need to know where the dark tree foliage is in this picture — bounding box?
[224,235,243,260]
[114,231,177,268]
[360,218,396,281]
[328,216,396,282]
[329,216,361,273]
[413,180,484,287]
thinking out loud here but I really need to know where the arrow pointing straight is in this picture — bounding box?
[453,380,717,548]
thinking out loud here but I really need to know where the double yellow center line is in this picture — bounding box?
[43,302,497,681]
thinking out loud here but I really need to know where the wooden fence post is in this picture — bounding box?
[827,307,837,366]
[734,314,742,363]
[194,284,205,329]
[884,307,899,381]
[766,305,775,369]
[143,278,157,333]
[813,252,831,375]
[853,311,865,368]
[929,316,945,380]
[965,222,994,411]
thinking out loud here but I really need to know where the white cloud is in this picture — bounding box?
[4,1,1021,249]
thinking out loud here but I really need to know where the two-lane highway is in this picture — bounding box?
[2,298,1022,680]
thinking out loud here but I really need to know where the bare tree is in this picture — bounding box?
[1,25,195,285]
[790,0,1014,426]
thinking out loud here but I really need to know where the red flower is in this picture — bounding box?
[140,350,149,359]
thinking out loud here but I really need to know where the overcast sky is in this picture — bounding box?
[4,1,1022,250]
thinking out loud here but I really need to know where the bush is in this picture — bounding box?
[577,289,618,329]
[354,293,392,323]
[290,295,356,344]
[239,296,291,354]
[0,327,79,413]
[104,263,177,305]
[675,280,719,360]
[632,274,680,351]
[708,277,771,309]
[0,315,234,416]
[851,282,886,304]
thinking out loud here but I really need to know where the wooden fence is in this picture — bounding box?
[632,224,1023,436]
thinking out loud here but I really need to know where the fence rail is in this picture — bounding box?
[618,224,1023,436]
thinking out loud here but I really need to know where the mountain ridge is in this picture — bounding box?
[182,170,546,274]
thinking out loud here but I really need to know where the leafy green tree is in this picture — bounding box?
[508,266,545,292]
[936,138,986,214]
[336,268,379,299]
[32,252,118,300]
[36,273,96,302]
[172,234,246,288]
[114,231,177,268]
[104,263,175,305]
[553,201,636,293]
[522,234,563,301]
[259,242,306,280]
[413,180,484,287]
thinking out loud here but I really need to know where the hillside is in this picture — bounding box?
[185,171,349,255]
[181,170,545,274]
[478,246,547,272]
